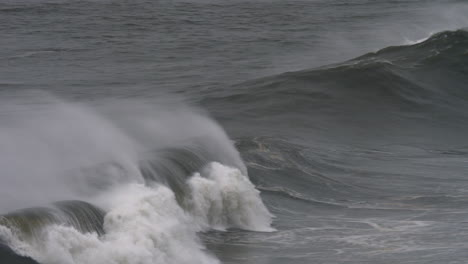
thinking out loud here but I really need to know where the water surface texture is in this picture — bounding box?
[1,0,468,263]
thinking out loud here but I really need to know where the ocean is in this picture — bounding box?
[1,0,468,263]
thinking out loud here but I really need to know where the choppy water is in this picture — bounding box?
[1,0,468,263]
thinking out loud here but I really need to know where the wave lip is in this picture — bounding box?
[0,201,105,242]
[354,29,468,69]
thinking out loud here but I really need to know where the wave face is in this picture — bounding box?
[208,29,468,111]
[0,94,273,264]
[197,29,468,264]
[205,30,468,145]
[210,29,468,196]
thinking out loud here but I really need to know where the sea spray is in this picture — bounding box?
[0,93,245,213]
[0,93,274,263]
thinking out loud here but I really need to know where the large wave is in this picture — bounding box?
[203,29,468,147]
[205,29,468,113]
[0,93,274,264]
[200,29,468,209]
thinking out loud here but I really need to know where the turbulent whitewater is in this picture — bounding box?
[0,96,273,264]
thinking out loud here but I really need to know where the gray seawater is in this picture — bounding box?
[2,0,468,263]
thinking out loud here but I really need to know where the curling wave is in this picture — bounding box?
[0,94,274,264]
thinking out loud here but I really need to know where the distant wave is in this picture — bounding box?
[204,29,468,117]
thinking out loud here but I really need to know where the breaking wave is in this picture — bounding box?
[0,94,274,264]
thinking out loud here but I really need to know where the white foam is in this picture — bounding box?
[0,225,36,259]
[7,163,274,264]
[26,184,218,264]
[186,162,275,232]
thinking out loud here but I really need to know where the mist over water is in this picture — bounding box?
[0,91,252,209]
[0,92,273,264]
[1,0,468,263]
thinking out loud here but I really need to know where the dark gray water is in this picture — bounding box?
[1,0,468,263]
